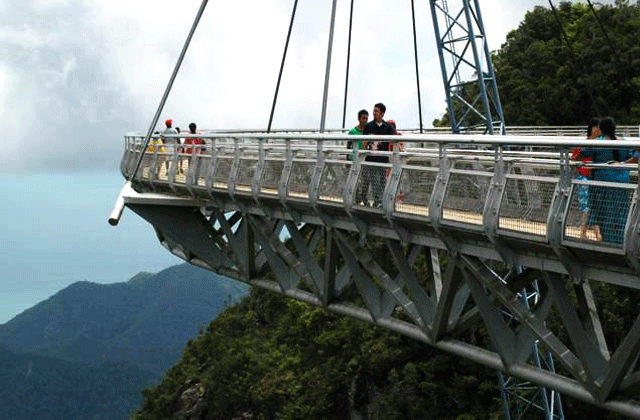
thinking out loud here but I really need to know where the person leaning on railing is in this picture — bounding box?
[347,109,369,162]
[576,117,633,244]
[571,118,599,241]
[179,122,205,175]
[146,133,165,153]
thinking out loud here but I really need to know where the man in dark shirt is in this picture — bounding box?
[360,103,395,206]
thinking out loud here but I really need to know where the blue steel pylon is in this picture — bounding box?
[496,277,565,420]
[429,1,562,416]
[429,0,505,134]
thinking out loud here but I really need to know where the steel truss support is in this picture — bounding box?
[126,204,640,418]
[429,0,505,134]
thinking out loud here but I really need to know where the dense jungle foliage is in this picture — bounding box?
[434,0,640,127]
[133,287,502,420]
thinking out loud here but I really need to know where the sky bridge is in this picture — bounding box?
[107,0,640,416]
[114,129,640,418]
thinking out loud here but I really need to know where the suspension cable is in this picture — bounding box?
[547,0,601,118]
[586,0,622,66]
[131,0,209,181]
[341,0,355,129]
[268,0,299,133]
[410,0,424,133]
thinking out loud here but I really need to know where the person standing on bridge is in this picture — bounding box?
[162,119,179,149]
[577,117,633,244]
[347,109,369,160]
[361,103,396,207]
[161,119,179,173]
[571,118,600,241]
[180,122,205,176]
[348,109,369,204]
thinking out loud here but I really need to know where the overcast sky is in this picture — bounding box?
[1,0,601,173]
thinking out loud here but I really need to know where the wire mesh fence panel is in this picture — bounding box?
[354,162,389,208]
[140,153,154,180]
[319,161,350,203]
[405,155,439,168]
[498,176,557,237]
[213,157,233,190]
[630,169,638,185]
[260,159,285,196]
[442,170,492,225]
[452,158,495,173]
[121,143,141,177]
[175,151,193,184]
[287,160,314,199]
[194,155,211,187]
[394,167,437,217]
[236,157,258,193]
[155,151,172,181]
[564,181,634,246]
[511,163,561,179]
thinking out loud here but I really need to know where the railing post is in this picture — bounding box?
[309,138,324,208]
[547,148,582,280]
[253,138,266,202]
[205,136,217,196]
[344,143,361,214]
[623,164,640,273]
[147,136,159,190]
[483,144,515,264]
[279,138,293,208]
[429,143,450,232]
[167,142,179,193]
[185,140,197,196]
[227,138,241,200]
[383,142,402,220]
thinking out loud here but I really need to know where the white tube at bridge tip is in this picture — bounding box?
[108,181,129,226]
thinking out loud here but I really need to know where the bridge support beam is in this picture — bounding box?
[120,199,640,417]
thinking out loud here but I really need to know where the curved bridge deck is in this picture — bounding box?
[117,130,640,417]
[121,131,640,286]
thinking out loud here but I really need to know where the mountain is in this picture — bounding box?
[0,263,248,374]
[0,263,249,420]
[0,344,158,420]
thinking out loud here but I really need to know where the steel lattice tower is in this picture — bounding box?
[429,0,505,134]
[429,1,560,416]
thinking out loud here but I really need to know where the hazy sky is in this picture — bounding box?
[0,0,570,173]
[0,0,611,322]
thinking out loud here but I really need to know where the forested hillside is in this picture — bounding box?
[0,263,248,420]
[133,286,634,419]
[0,345,157,420]
[0,264,248,374]
[133,288,501,419]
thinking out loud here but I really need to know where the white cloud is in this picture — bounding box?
[33,0,71,7]
[0,25,61,49]
[0,0,579,172]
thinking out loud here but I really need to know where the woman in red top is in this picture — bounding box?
[571,118,600,240]
[180,122,205,175]
[184,122,204,154]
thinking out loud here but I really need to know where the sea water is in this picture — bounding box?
[0,171,180,323]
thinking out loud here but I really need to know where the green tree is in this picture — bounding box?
[493,1,640,126]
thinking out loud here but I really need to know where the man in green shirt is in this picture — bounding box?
[347,109,369,160]
[347,109,369,204]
